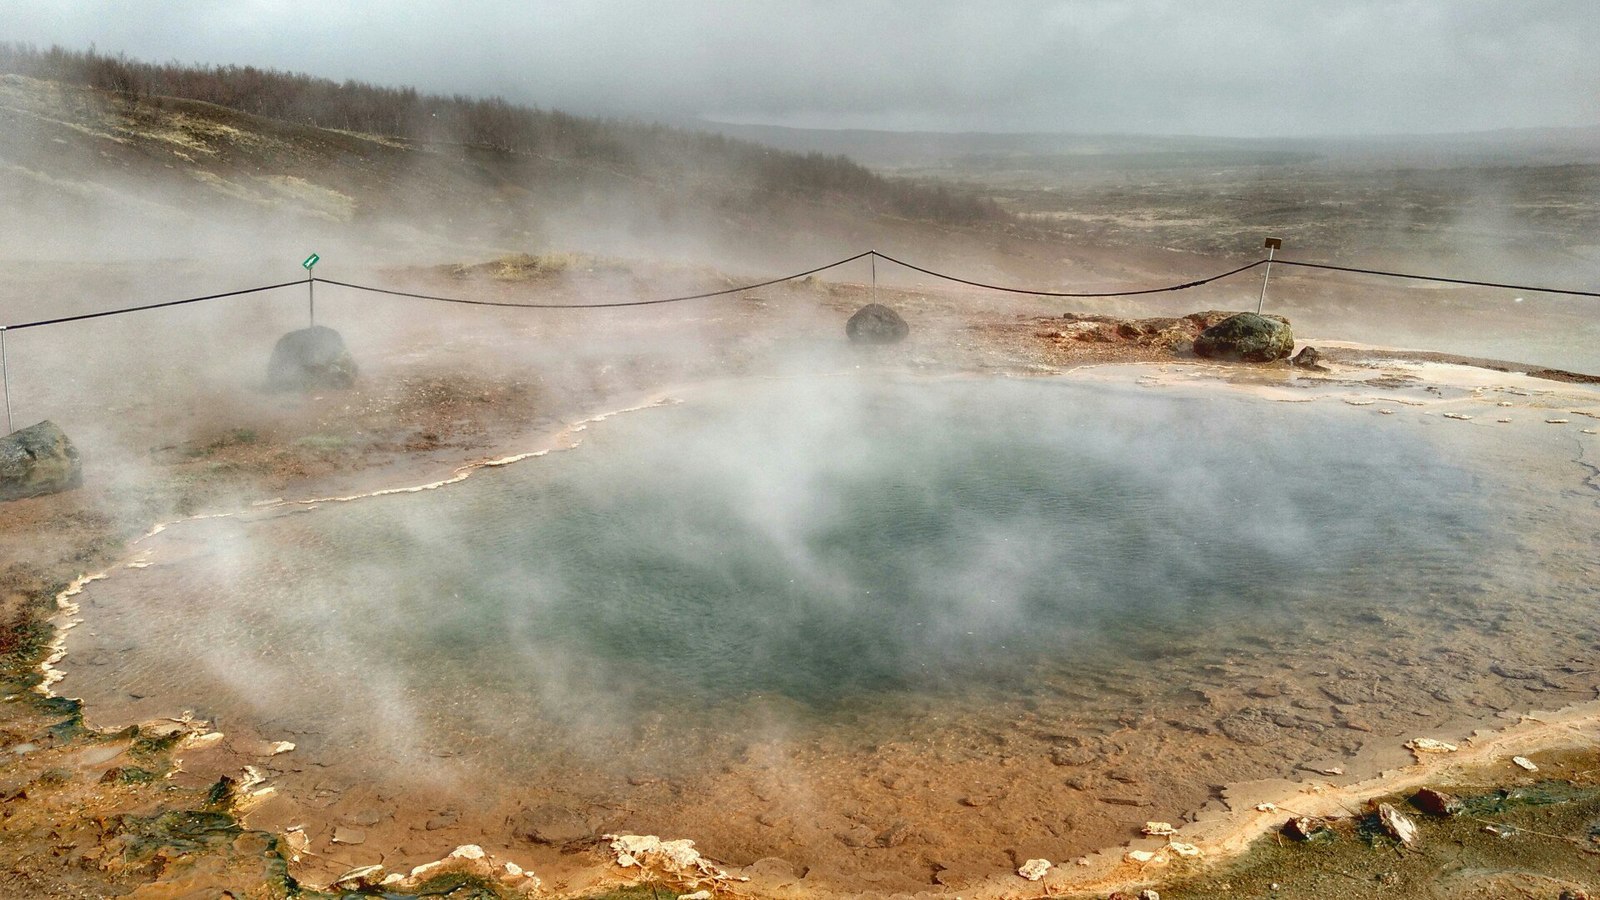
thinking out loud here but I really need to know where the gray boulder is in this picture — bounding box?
[1,420,83,501]
[846,304,910,344]
[1291,345,1325,369]
[1193,312,1295,362]
[267,326,357,391]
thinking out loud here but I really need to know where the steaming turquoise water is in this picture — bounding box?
[199,376,1483,716]
[73,373,1600,886]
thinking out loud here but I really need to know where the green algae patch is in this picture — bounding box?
[100,764,159,785]
[128,727,185,763]
[390,871,512,898]
[571,887,677,900]
[115,809,242,860]
[1156,755,1600,899]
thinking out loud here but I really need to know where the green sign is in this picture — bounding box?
[302,253,320,270]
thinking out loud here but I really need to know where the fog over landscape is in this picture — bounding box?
[9,0,1599,136]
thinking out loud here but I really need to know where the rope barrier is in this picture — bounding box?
[315,253,1273,307]
[312,251,875,309]
[2,251,1597,334]
[4,279,309,331]
[870,251,1266,297]
[1271,259,1600,299]
[3,247,1596,432]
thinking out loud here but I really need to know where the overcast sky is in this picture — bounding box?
[7,1,1597,136]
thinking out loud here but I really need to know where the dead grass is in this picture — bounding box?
[442,251,631,281]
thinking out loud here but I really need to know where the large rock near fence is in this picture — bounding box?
[1,420,83,501]
[846,304,910,344]
[267,326,357,391]
[1192,312,1295,362]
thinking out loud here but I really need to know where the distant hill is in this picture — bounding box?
[694,120,1600,173]
[683,118,1600,282]
[0,44,1006,264]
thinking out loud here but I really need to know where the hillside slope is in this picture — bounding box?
[0,68,1003,268]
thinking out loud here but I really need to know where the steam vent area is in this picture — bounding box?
[2,240,1597,900]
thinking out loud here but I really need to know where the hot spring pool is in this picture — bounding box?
[60,374,1600,891]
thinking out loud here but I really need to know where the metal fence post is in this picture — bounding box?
[301,253,320,327]
[1,325,13,434]
[1257,237,1282,315]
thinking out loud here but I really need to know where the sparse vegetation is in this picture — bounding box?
[0,42,1007,225]
[445,251,604,281]
[292,433,352,453]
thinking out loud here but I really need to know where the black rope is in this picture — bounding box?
[871,251,1268,297]
[3,279,308,331]
[4,251,1598,333]
[314,251,875,308]
[1271,259,1600,299]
